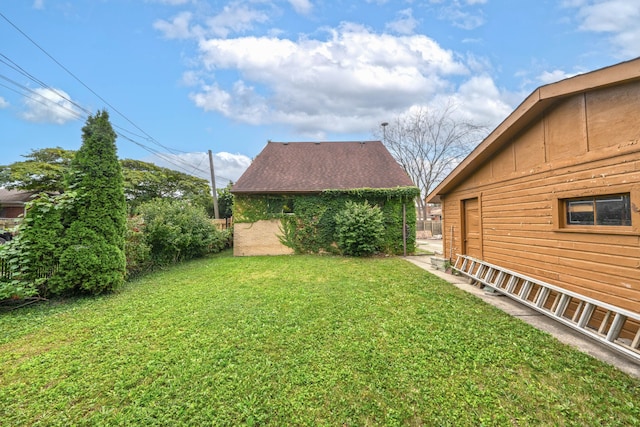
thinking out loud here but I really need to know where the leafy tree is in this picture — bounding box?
[217,182,234,219]
[52,110,127,294]
[0,147,74,193]
[334,200,384,256]
[1,149,213,212]
[121,159,213,211]
[375,102,486,219]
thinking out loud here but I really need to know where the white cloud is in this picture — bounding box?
[0,97,9,109]
[215,151,253,182]
[568,0,640,57]
[205,4,270,38]
[443,74,514,128]
[537,69,581,85]
[32,0,44,10]
[180,70,203,86]
[147,151,251,183]
[576,0,638,32]
[385,8,419,35]
[154,11,199,39]
[21,88,82,124]
[438,2,486,30]
[288,0,313,15]
[154,3,271,40]
[189,23,469,134]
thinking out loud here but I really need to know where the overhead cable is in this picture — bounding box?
[0,13,233,184]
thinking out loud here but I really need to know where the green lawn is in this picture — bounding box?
[1,252,638,426]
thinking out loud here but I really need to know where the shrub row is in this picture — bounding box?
[125,199,230,278]
[0,198,229,300]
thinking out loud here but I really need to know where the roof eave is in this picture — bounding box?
[426,57,640,203]
[232,185,418,195]
[426,88,546,202]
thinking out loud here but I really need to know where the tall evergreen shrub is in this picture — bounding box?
[52,110,127,294]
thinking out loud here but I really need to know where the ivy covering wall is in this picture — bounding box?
[233,187,420,255]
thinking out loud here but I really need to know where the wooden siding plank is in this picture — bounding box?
[482,227,640,248]
[481,235,640,268]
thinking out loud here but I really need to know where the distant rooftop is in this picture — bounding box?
[232,141,415,194]
[0,188,35,205]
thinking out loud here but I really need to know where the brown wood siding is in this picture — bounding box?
[545,95,588,162]
[442,199,461,260]
[491,145,516,179]
[514,120,546,171]
[443,82,640,314]
[586,82,640,151]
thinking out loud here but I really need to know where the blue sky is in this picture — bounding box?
[1,0,639,186]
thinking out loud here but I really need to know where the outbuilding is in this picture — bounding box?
[427,58,640,314]
[0,188,33,220]
[232,141,418,256]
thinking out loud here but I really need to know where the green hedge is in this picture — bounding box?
[234,187,419,255]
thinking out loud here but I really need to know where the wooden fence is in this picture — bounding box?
[1,256,58,282]
[1,256,9,280]
[212,217,233,230]
[416,220,442,238]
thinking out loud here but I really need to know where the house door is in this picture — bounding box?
[463,198,481,258]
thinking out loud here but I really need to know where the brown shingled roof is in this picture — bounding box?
[232,141,415,193]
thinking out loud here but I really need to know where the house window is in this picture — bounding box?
[566,194,631,226]
[266,197,295,215]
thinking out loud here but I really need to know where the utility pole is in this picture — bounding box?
[208,149,220,219]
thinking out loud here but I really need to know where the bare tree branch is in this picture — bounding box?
[376,101,487,219]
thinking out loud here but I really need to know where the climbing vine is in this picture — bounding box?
[235,187,420,255]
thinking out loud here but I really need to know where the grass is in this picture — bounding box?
[1,251,638,426]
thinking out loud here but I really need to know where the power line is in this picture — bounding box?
[0,12,234,184]
[0,11,187,156]
[0,66,230,182]
[116,133,232,184]
[0,53,92,116]
[0,74,86,121]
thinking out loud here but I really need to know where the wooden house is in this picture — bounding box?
[427,58,640,315]
[231,141,417,256]
[0,189,34,231]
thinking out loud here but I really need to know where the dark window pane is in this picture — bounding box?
[595,195,631,226]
